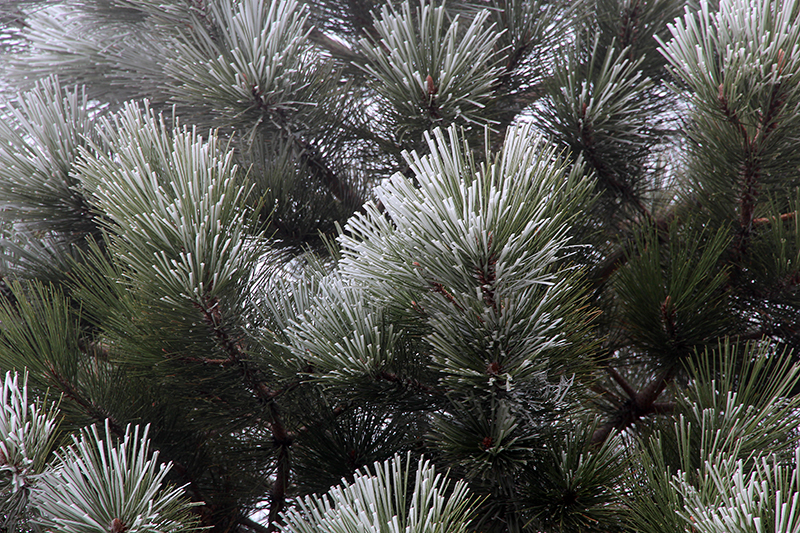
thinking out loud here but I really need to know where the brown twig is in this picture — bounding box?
[606,366,637,400]
[47,364,125,438]
[266,403,292,533]
[719,70,787,259]
[591,367,674,445]
[194,295,293,529]
[578,102,653,222]
[376,370,436,394]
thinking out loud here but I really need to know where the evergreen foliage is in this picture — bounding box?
[0,0,798,532]
[0,371,198,533]
[279,454,475,533]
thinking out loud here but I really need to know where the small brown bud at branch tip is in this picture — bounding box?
[426,74,437,96]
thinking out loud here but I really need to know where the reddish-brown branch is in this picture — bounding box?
[578,103,653,222]
[720,73,787,260]
[47,364,125,437]
[619,0,641,54]
[735,156,760,256]
[430,281,466,313]
[718,83,757,258]
[267,402,292,533]
[591,368,674,445]
[661,295,677,340]
[306,26,363,62]
[297,139,363,208]
[497,39,535,92]
[590,248,630,292]
[638,368,673,406]
[167,460,216,526]
[376,370,436,394]
[606,366,637,400]
[241,87,362,208]
[194,296,293,529]
[651,402,676,414]
[411,262,469,314]
[195,295,275,399]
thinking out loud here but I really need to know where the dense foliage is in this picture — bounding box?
[0,0,799,532]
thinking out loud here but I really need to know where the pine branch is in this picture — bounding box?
[195,294,275,400]
[718,54,787,260]
[606,366,637,400]
[266,403,292,533]
[167,460,214,526]
[578,102,653,221]
[375,370,437,394]
[591,368,674,445]
[33,422,199,533]
[306,26,363,63]
[46,364,124,438]
[280,455,475,533]
[196,301,294,529]
[639,368,674,406]
[589,212,675,297]
[248,112,362,209]
[194,294,294,530]
[618,0,643,52]
[295,137,362,207]
[651,401,675,414]
[496,38,538,95]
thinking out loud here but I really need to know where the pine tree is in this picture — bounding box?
[0,0,799,532]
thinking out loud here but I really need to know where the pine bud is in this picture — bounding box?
[426,74,437,96]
